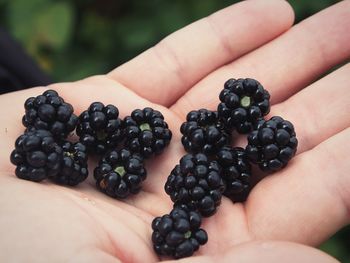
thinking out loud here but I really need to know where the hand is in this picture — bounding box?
[0,0,349,262]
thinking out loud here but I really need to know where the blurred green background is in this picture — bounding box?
[0,0,348,261]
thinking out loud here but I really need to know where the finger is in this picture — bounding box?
[170,241,338,263]
[246,127,350,246]
[108,0,294,106]
[171,0,350,117]
[269,63,350,154]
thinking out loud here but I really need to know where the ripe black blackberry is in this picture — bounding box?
[165,153,225,217]
[216,146,251,202]
[180,109,230,155]
[22,90,78,139]
[94,149,146,199]
[218,78,270,133]
[245,116,298,172]
[124,107,172,158]
[53,141,88,186]
[152,206,208,259]
[76,102,123,154]
[10,129,62,182]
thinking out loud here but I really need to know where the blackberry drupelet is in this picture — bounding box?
[218,78,270,133]
[10,129,62,182]
[124,107,172,158]
[152,206,208,259]
[76,102,123,154]
[165,153,225,217]
[245,116,298,172]
[94,149,146,199]
[180,109,230,155]
[217,146,251,202]
[53,141,88,186]
[22,90,78,139]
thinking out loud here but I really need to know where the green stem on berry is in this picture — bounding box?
[64,151,74,158]
[140,123,151,131]
[184,231,191,239]
[240,96,251,108]
[114,166,126,177]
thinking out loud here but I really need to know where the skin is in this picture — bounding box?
[0,0,349,262]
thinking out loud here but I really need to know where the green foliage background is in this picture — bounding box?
[0,0,348,261]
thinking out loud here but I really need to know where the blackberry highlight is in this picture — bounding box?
[180,109,230,155]
[124,107,172,158]
[217,146,251,202]
[165,153,225,217]
[10,129,62,182]
[77,102,123,154]
[22,90,78,139]
[94,149,146,199]
[54,141,88,186]
[245,116,298,171]
[218,78,270,133]
[152,206,208,258]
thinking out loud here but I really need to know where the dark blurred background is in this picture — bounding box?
[0,0,348,261]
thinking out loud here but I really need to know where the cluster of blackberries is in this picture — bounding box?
[10,90,172,198]
[9,81,298,260]
[151,78,298,259]
[90,106,172,198]
[11,90,87,186]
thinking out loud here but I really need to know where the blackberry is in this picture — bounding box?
[53,141,88,186]
[76,102,123,154]
[218,78,270,133]
[245,116,298,172]
[152,206,208,259]
[180,109,230,155]
[22,90,78,139]
[124,107,172,158]
[10,129,62,182]
[217,146,251,202]
[94,149,146,199]
[165,153,225,217]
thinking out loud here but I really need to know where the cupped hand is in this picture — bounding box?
[1,0,349,262]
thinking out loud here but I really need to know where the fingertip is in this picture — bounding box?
[244,0,295,31]
[220,0,295,27]
[274,0,295,27]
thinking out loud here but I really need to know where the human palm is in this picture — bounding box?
[1,1,350,262]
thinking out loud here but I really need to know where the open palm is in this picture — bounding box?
[1,1,349,262]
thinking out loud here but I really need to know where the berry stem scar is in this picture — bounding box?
[114,166,126,177]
